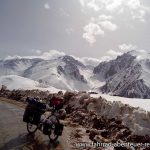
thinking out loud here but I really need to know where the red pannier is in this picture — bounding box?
[50,97,64,110]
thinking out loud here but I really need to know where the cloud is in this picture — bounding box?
[128,49,147,60]
[4,50,66,60]
[127,0,140,10]
[101,45,137,61]
[41,50,65,60]
[87,0,101,11]
[72,55,101,66]
[79,0,150,22]
[79,0,122,12]
[79,0,101,11]
[126,0,149,22]
[4,55,23,60]
[99,49,124,62]
[32,49,42,55]
[99,15,112,21]
[137,49,146,53]
[106,0,123,11]
[81,57,101,66]
[99,20,118,31]
[83,15,117,45]
[79,0,85,7]
[99,55,112,62]
[97,15,117,31]
[107,49,123,56]
[125,0,150,22]
[83,22,104,45]
[44,3,50,9]
[36,50,42,54]
[131,9,146,22]
[119,44,137,51]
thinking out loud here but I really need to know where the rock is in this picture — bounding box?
[63,91,76,104]
[0,85,7,91]
[71,129,83,139]
[101,131,110,139]
[94,135,110,143]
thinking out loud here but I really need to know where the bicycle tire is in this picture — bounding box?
[27,122,38,134]
[47,114,60,142]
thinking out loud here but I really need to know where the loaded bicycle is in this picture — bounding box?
[23,97,64,142]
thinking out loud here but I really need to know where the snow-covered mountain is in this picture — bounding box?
[0,53,102,91]
[1,50,150,98]
[0,58,42,76]
[94,50,150,98]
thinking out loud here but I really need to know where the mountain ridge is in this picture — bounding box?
[0,50,150,98]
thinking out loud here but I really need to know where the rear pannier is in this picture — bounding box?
[23,98,46,125]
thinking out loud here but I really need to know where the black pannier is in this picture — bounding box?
[23,103,36,123]
[54,123,64,136]
[23,106,41,125]
[23,99,46,125]
[43,121,52,135]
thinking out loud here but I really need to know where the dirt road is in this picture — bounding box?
[0,99,64,150]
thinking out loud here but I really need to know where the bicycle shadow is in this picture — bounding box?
[0,132,60,150]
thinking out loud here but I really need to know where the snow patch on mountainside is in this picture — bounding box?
[0,75,60,92]
[79,68,105,89]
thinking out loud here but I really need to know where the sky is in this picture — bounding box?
[0,0,150,60]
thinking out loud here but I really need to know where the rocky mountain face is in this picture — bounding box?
[93,51,150,98]
[57,55,87,83]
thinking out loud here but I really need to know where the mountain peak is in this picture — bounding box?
[93,50,150,98]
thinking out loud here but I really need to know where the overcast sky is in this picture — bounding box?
[0,0,150,59]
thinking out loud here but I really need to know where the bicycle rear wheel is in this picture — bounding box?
[27,122,38,134]
[47,115,60,142]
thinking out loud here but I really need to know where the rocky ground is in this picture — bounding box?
[63,91,150,150]
[0,86,150,150]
